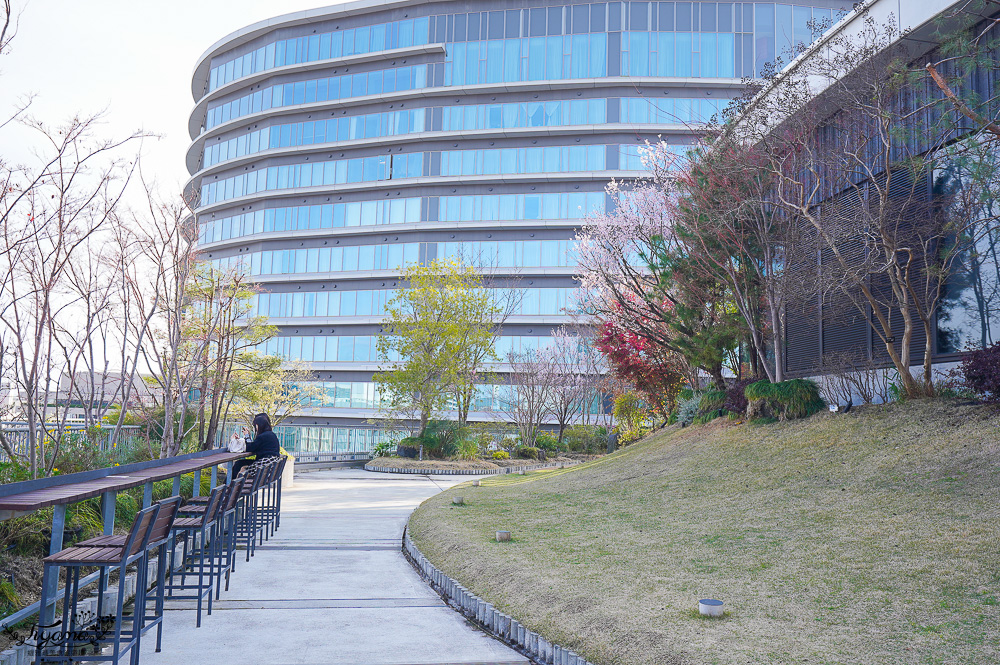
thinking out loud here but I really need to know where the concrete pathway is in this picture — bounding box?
[141,468,528,665]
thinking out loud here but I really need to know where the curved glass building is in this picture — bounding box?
[188,0,851,453]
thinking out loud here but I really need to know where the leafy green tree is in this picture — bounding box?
[375,261,497,435]
[228,355,322,428]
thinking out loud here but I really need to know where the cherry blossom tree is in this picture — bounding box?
[577,177,740,389]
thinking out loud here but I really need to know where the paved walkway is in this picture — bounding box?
[141,468,527,665]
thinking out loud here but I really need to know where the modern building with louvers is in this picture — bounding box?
[186,0,852,454]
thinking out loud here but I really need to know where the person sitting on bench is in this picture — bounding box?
[232,413,281,478]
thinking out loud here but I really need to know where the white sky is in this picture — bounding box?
[1,0,333,198]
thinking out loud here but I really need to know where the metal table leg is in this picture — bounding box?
[41,504,66,625]
[102,491,117,535]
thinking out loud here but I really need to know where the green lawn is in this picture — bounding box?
[408,399,1000,665]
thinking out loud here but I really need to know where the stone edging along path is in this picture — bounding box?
[365,459,579,475]
[402,529,597,665]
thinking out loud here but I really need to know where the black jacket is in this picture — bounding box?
[248,430,281,459]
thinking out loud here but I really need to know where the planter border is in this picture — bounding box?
[402,528,596,665]
[366,459,577,475]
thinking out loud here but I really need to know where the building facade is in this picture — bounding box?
[187,0,851,453]
[734,0,1000,381]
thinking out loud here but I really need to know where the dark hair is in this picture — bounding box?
[252,413,272,433]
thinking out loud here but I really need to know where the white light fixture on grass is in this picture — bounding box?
[699,599,724,617]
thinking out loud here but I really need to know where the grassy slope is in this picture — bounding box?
[408,400,1000,665]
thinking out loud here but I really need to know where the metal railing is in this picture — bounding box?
[293,451,372,463]
[0,423,145,465]
[0,447,235,631]
[216,421,386,456]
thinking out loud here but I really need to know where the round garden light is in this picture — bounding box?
[495,530,511,542]
[472,479,481,487]
[699,599,724,617]
[452,496,464,505]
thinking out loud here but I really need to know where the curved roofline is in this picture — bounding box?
[191,0,440,101]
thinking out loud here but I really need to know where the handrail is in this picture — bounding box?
[0,447,238,631]
[0,568,103,631]
[0,448,227,499]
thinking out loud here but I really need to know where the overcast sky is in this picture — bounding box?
[1,0,331,198]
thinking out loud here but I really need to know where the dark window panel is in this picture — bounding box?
[630,2,648,30]
[702,2,717,32]
[607,97,619,122]
[605,143,619,169]
[488,10,504,39]
[785,298,820,373]
[548,6,563,35]
[454,13,467,42]
[468,12,480,41]
[719,2,733,32]
[506,9,520,38]
[609,2,621,31]
[676,2,692,31]
[572,4,589,34]
[608,31,621,74]
[592,3,607,32]
[742,32,753,76]
[530,7,546,36]
[659,2,674,30]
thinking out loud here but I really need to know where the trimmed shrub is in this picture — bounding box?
[614,392,652,445]
[417,420,467,458]
[614,392,649,428]
[492,450,510,460]
[745,379,825,421]
[676,392,703,426]
[724,377,759,415]
[563,424,608,454]
[372,440,395,458]
[396,438,420,458]
[960,342,1000,403]
[455,438,479,460]
[535,432,560,452]
[516,446,539,460]
[697,390,726,414]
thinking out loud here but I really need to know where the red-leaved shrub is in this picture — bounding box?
[960,342,1000,403]
[724,376,760,415]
